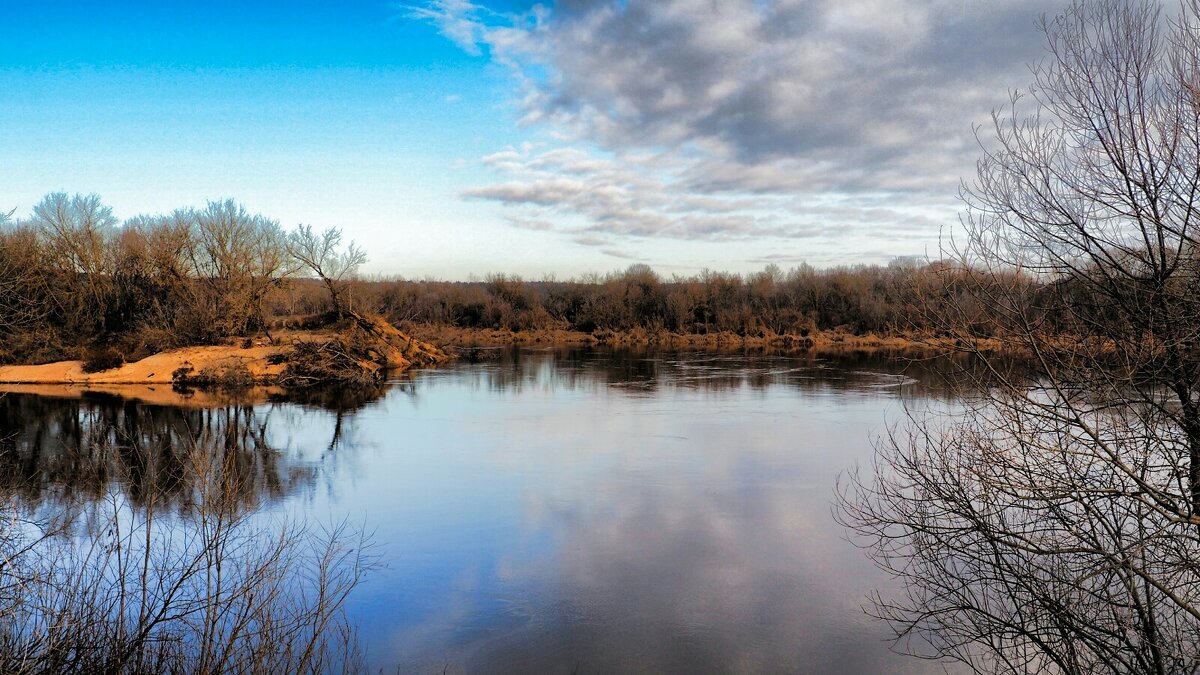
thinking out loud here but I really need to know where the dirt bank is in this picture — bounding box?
[405,324,1003,355]
[0,313,449,390]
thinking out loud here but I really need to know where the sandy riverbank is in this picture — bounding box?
[0,343,289,385]
[0,314,449,392]
[0,320,1000,405]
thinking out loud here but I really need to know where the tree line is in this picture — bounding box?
[301,263,1055,340]
[1,189,1116,366]
[0,193,362,365]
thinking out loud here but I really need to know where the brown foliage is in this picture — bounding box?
[328,262,1044,341]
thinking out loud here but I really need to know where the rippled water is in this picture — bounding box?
[0,348,964,674]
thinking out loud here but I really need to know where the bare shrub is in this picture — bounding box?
[80,346,125,373]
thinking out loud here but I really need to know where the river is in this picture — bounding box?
[0,348,963,674]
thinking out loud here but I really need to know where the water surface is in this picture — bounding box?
[0,348,960,674]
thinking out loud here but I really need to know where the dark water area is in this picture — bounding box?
[0,348,967,674]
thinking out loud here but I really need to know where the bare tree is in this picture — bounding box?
[287,224,367,318]
[31,193,116,278]
[841,1,1200,673]
[0,220,50,342]
[30,192,118,336]
[181,200,294,339]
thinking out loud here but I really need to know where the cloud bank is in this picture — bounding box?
[407,0,1051,263]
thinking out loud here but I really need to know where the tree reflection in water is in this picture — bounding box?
[0,348,987,674]
[0,391,375,674]
[446,346,976,400]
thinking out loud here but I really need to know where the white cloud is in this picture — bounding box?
[408,0,1053,259]
[398,0,492,55]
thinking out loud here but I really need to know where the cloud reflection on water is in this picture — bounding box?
[370,349,957,674]
[0,348,965,674]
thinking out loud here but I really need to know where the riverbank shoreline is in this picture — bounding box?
[0,342,288,385]
[405,324,1003,356]
[0,313,449,388]
[0,321,998,393]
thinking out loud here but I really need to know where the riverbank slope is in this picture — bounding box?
[0,313,449,387]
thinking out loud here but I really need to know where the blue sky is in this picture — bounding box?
[1,1,1051,279]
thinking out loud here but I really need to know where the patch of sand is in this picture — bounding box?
[0,344,289,385]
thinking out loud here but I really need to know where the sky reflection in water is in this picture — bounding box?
[284,350,953,674]
[2,349,961,674]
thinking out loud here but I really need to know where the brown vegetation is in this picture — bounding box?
[0,190,1100,383]
[0,197,447,389]
[276,261,1050,349]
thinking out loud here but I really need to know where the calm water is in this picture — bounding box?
[0,348,962,674]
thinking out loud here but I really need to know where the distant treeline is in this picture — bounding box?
[1,192,1067,366]
[290,263,1032,341]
